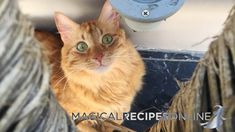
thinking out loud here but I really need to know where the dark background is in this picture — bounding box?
[123,50,203,132]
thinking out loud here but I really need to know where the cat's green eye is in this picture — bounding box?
[102,34,113,45]
[76,41,88,53]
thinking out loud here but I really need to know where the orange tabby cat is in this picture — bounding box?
[36,1,145,131]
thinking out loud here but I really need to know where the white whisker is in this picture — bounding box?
[61,79,69,99]
[53,70,77,88]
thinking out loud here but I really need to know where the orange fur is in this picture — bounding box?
[36,1,145,131]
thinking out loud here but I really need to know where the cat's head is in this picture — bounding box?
[54,1,130,76]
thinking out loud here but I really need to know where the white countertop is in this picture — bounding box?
[18,0,234,51]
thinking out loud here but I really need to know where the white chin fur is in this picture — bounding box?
[95,65,109,73]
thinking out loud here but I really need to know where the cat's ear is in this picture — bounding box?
[98,0,120,30]
[54,12,79,42]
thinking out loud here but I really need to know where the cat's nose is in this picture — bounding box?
[94,53,104,63]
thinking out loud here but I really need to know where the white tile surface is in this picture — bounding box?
[18,0,234,51]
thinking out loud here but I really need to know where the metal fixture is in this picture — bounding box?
[110,0,185,31]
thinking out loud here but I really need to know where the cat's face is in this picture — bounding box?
[54,1,128,74]
[60,21,125,73]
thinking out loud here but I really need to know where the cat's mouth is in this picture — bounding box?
[95,64,109,72]
[90,58,111,72]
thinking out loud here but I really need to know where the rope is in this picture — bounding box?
[149,5,235,132]
[0,0,77,131]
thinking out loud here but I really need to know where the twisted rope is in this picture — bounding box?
[0,0,76,131]
[149,5,235,132]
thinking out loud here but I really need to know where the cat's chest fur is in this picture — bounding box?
[57,68,138,117]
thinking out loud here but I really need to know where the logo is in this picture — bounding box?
[200,105,226,131]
